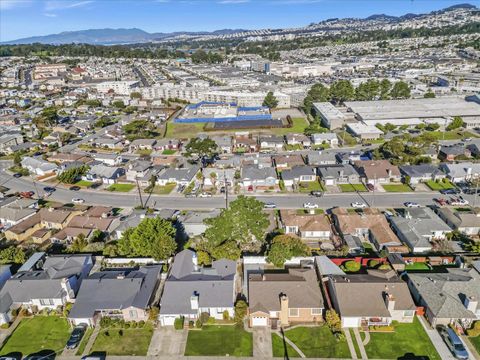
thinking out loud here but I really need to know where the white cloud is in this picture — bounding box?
[218,0,250,3]
[43,12,57,17]
[0,0,32,10]
[44,0,94,11]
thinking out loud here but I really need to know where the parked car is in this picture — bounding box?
[19,191,34,199]
[43,186,56,193]
[69,186,81,191]
[437,325,469,359]
[13,173,22,178]
[198,192,212,198]
[220,186,226,194]
[435,198,447,206]
[405,202,421,208]
[303,202,319,209]
[264,202,277,209]
[310,191,323,197]
[66,324,87,349]
[440,188,460,195]
[449,197,469,206]
[72,198,85,204]
[351,202,367,209]
[366,183,375,192]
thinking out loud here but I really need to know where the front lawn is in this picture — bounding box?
[298,180,325,193]
[184,325,253,357]
[271,332,300,358]
[106,183,135,192]
[91,324,153,355]
[425,179,455,191]
[272,117,308,135]
[382,184,414,192]
[283,326,350,358]
[149,183,176,195]
[0,316,70,356]
[162,149,176,155]
[75,180,94,188]
[339,183,367,192]
[364,317,441,360]
[469,335,480,355]
[136,149,152,156]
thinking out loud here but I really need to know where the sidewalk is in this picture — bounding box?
[417,316,455,360]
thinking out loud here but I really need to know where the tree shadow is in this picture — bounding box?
[397,353,430,360]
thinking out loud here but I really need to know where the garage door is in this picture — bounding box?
[161,316,176,326]
[251,316,268,327]
[325,179,335,186]
[342,317,360,328]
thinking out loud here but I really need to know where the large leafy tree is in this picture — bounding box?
[303,83,330,115]
[379,79,392,100]
[0,246,26,264]
[198,196,269,260]
[446,116,464,131]
[184,137,218,166]
[267,234,311,267]
[355,79,380,101]
[118,217,177,260]
[262,91,278,109]
[57,165,89,184]
[329,80,355,104]
[390,81,411,99]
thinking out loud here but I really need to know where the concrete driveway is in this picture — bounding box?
[147,327,187,356]
[252,327,273,358]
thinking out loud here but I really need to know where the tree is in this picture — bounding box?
[325,309,341,333]
[390,81,411,99]
[303,83,330,115]
[130,92,142,99]
[13,152,22,166]
[262,91,278,109]
[69,233,88,252]
[57,165,89,184]
[426,123,440,131]
[117,217,177,260]
[267,234,311,267]
[424,89,436,98]
[329,80,355,104]
[379,79,392,100]
[112,100,126,109]
[184,138,218,166]
[234,300,248,326]
[355,79,379,101]
[446,116,464,131]
[197,196,269,260]
[0,246,26,264]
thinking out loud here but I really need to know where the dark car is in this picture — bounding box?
[366,183,375,192]
[13,173,22,178]
[43,186,56,193]
[66,324,87,349]
[437,325,469,359]
[440,188,460,195]
[310,191,323,197]
[69,186,81,191]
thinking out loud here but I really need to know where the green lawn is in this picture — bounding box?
[76,327,93,355]
[365,317,441,360]
[136,149,152,156]
[427,131,478,141]
[382,184,414,192]
[184,325,253,356]
[469,335,480,355]
[272,117,308,135]
[283,326,351,358]
[405,262,431,271]
[162,149,176,155]
[271,333,300,358]
[149,183,176,195]
[75,180,94,187]
[298,180,325,193]
[91,324,153,355]
[425,179,455,191]
[349,329,361,359]
[339,183,367,192]
[165,122,206,138]
[0,316,70,356]
[106,183,135,192]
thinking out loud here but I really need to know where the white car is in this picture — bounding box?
[72,198,85,204]
[303,202,319,209]
[351,202,367,209]
[198,192,212,198]
[264,202,277,209]
[449,198,469,206]
[405,202,421,208]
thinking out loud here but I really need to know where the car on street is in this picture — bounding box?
[435,198,447,206]
[310,191,323,197]
[72,198,85,204]
[19,191,34,198]
[303,202,319,209]
[43,186,56,193]
[351,202,367,209]
[69,186,81,191]
[198,192,212,198]
[264,202,276,209]
[449,197,469,206]
[13,173,22,178]
[440,188,461,195]
[185,193,196,198]
[66,324,87,349]
[405,202,421,208]
[366,183,375,192]
[437,325,469,359]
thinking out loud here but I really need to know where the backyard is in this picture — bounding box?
[106,183,135,192]
[382,184,414,192]
[272,117,308,135]
[271,332,300,358]
[184,325,253,357]
[90,324,154,355]
[425,179,455,191]
[0,316,70,357]
[364,318,441,360]
[339,183,367,192]
[405,262,431,271]
[281,326,351,358]
[165,122,206,138]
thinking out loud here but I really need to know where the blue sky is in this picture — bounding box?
[1,0,479,42]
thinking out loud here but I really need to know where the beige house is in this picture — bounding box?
[248,268,324,328]
[280,210,332,249]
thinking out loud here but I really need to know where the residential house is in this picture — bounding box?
[272,155,304,170]
[125,160,152,182]
[154,139,181,151]
[389,207,453,253]
[69,265,161,326]
[211,135,233,154]
[83,164,125,184]
[259,135,284,151]
[202,168,234,188]
[248,268,324,327]
[280,210,331,249]
[336,151,363,164]
[318,164,360,186]
[129,138,157,152]
[399,164,446,185]
[159,250,236,326]
[332,208,404,252]
[467,139,480,157]
[92,137,123,149]
[285,134,311,147]
[311,133,338,147]
[91,153,123,166]
[281,166,317,188]
[0,253,93,325]
[328,270,416,328]
[307,152,337,166]
[48,153,90,164]
[0,133,23,155]
[21,156,58,176]
[440,162,480,183]
[438,144,471,162]
[435,207,480,236]
[407,267,480,327]
[234,134,258,153]
[175,210,221,241]
[241,165,278,190]
[156,167,199,186]
[354,160,401,185]
[0,197,37,230]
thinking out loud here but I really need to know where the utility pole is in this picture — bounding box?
[474,180,479,208]
[224,171,228,209]
[136,179,144,209]
[372,174,377,208]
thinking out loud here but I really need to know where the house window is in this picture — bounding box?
[289,308,299,317]
[311,308,322,315]
[129,310,138,319]
[403,310,415,317]
[286,226,297,234]
[40,299,54,306]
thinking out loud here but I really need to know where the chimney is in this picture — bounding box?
[190,292,199,310]
[192,252,199,271]
[61,278,74,301]
[464,296,478,313]
[466,167,472,175]
[385,293,396,312]
[388,169,392,177]
[279,294,289,327]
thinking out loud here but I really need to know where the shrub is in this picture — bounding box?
[342,260,361,272]
[130,321,137,328]
[118,329,123,336]
[467,321,480,337]
[368,260,379,268]
[195,319,203,328]
[206,317,216,325]
[10,308,19,317]
[0,323,9,329]
[189,321,195,328]
[174,316,184,330]
[223,310,230,321]
[199,312,210,325]
[378,264,392,270]
[138,320,145,328]
[325,309,342,333]
[124,323,130,329]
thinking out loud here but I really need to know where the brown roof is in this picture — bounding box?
[67,215,114,231]
[38,208,73,224]
[280,210,331,232]
[6,213,40,234]
[272,155,305,167]
[53,227,92,241]
[83,206,113,218]
[48,153,89,163]
[329,270,416,317]
[248,268,324,313]
[354,160,401,179]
